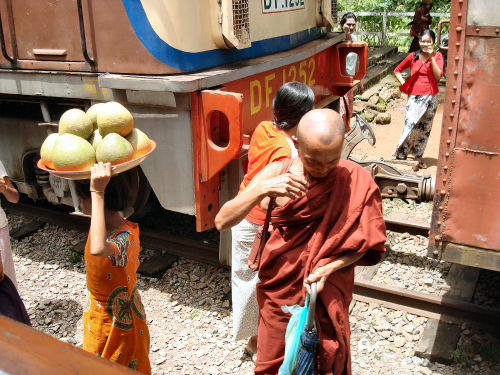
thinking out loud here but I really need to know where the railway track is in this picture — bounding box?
[5,201,499,333]
[4,201,220,265]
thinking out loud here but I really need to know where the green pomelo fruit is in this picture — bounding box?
[59,108,93,139]
[40,133,59,169]
[86,103,106,131]
[96,133,133,165]
[51,133,96,171]
[126,128,152,158]
[89,129,103,150]
[97,102,134,137]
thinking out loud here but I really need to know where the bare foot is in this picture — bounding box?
[245,336,258,363]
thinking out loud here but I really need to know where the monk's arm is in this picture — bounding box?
[215,163,308,231]
[305,250,365,294]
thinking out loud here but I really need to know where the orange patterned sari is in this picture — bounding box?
[83,220,151,374]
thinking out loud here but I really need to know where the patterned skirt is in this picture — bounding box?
[394,94,438,159]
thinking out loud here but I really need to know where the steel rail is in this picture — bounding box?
[384,217,430,237]
[353,279,500,333]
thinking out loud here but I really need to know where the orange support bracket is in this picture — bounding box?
[330,41,368,97]
[191,90,244,231]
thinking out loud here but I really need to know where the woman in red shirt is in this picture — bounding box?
[393,29,443,170]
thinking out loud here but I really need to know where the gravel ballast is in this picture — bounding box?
[6,211,500,375]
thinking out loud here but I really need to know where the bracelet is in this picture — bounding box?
[90,189,104,193]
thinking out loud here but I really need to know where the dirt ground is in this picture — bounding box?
[350,75,447,178]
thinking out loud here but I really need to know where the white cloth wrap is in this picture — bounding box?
[231,218,260,340]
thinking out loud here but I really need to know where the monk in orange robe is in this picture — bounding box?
[216,109,386,374]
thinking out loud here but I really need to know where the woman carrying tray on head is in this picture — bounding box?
[76,163,151,374]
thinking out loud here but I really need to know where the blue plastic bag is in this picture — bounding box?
[278,294,310,375]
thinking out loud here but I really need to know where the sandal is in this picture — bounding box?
[244,347,257,363]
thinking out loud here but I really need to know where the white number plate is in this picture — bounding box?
[262,0,305,13]
[49,174,68,198]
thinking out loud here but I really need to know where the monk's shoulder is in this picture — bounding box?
[337,159,376,185]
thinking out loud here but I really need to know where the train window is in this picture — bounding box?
[208,110,230,148]
[0,100,43,121]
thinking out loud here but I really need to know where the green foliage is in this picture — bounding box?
[451,343,475,368]
[188,307,202,319]
[338,0,451,49]
[68,251,82,264]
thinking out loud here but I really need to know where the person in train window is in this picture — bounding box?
[393,29,443,171]
[227,82,314,362]
[76,163,151,375]
[408,0,433,53]
[0,159,30,325]
[339,12,363,132]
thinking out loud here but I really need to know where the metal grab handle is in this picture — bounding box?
[437,19,450,50]
[305,282,317,331]
[0,10,15,64]
[76,0,95,66]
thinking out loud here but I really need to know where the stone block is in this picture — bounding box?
[415,319,461,364]
[368,94,380,105]
[368,102,387,112]
[375,113,391,124]
[362,111,376,122]
[393,88,402,99]
[379,89,393,103]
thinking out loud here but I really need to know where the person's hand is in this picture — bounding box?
[421,45,434,57]
[0,176,6,195]
[304,264,332,295]
[342,24,353,41]
[260,171,308,200]
[90,162,112,193]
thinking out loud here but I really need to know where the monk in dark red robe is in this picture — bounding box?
[215,109,386,375]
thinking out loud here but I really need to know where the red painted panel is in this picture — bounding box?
[443,149,500,250]
[222,42,367,135]
[455,37,500,153]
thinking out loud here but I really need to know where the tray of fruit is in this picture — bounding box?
[37,102,156,180]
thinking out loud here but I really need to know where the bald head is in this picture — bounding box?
[295,109,344,179]
[296,108,345,146]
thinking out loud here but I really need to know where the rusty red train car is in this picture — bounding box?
[429,0,500,271]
